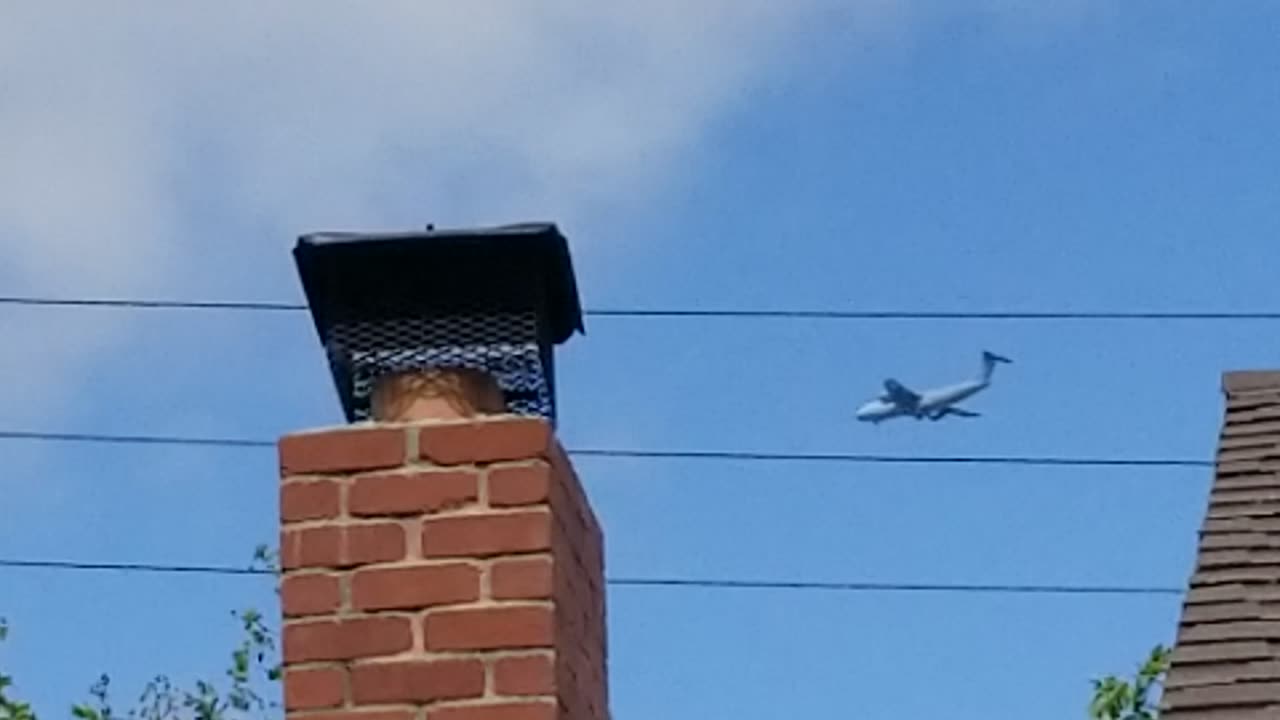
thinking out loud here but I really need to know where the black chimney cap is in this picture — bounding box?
[292,222,585,423]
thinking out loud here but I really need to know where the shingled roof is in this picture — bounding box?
[1161,370,1280,718]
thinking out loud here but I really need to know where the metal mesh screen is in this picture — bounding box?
[323,311,552,421]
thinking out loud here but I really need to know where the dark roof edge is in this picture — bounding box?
[1223,370,1280,395]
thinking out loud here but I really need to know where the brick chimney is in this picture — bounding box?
[277,415,607,720]
[279,222,599,718]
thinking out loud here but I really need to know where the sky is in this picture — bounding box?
[2,2,1279,718]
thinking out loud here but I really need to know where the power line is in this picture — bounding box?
[0,430,273,448]
[587,310,1280,321]
[569,448,1212,468]
[0,558,1184,596]
[607,577,1184,596]
[0,559,266,576]
[0,430,1213,468]
[0,296,303,312]
[4,295,1280,321]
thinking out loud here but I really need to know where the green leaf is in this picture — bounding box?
[250,545,280,575]
[1090,646,1170,720]
[227,651,250,686]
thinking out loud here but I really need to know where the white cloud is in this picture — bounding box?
[0,0,1095,433]
[0,2,848,425]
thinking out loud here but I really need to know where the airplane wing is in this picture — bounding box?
[882,379,920,407]
[930,407,981,420]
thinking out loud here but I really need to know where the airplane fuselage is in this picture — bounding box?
[854,350,1011,424]
[855,380,990,422]
[917,379,986,409]
[853,399,910,423]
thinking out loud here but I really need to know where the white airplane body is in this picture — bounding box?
[855,351,1011,423]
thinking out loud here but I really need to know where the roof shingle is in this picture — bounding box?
[1162,371,1280,718]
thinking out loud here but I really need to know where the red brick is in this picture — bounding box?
[280,427,406,475]
[488,465,550,507]
[425,606,553,651]
[347,523,407,565]
[284,616,413,662]
[422,512,550,558]
[493,654,555,696]
[282,527,342,569]
[350,659,484,704]
[290,711,414,720]
[352,564,481,611]
[418,418,550,466]
[350,470,478,516]
[281,480,342,522]
[284,666,345,710]
[282,524,405,569]
[281,573,342,617]
[491,557,553,600]
[426,702,556,720]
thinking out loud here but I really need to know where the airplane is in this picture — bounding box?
[855,350,1012,423]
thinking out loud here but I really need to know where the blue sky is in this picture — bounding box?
[2,2,1279,718]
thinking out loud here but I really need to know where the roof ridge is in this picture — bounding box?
[1224,371,1280,396]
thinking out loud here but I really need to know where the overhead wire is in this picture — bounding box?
[0,430,1213,468]
[0,558,1185,596]
[0,294,1221,467]
[0,293,1209,601]
[3,294,1280,321]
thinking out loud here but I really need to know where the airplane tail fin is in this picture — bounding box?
[981,350,1012,382]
